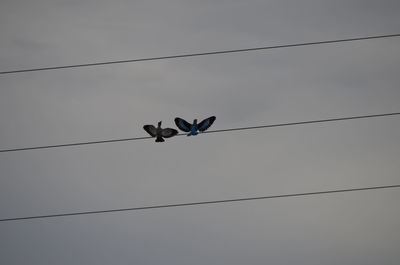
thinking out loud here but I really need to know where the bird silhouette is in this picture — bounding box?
[143,121,178,142]
[174,116,216,136]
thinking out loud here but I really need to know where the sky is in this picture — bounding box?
[1,0,400,264]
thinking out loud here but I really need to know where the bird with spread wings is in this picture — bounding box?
[174,116,216,136]
[143,121,178,142]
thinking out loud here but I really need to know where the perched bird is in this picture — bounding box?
[143,121,178,142]
[174,116,216,136]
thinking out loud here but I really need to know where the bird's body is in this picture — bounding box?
[143,121,178,142]
[175,116,216,136]
[155,122,165,141]
[188,119,199,136]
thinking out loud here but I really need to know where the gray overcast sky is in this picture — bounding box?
[1,0,400,264]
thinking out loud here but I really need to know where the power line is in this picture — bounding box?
[202,112,400,134]
[1,184,399,222]
[1,33,400,75]
[0,135,153,153]
[0,112,399,153]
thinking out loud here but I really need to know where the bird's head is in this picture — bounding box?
[193,119,197,125]
[158,121,162,127]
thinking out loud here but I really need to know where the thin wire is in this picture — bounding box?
[202,112,400,134]
[1,184,399,222]
[1,33,400,75]
[0,112,399,153]
[0,136,153,153]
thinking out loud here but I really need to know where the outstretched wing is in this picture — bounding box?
[198,116,216,132]
[143,125,157,137]
[161,128,178,138]
[174,117,191,132]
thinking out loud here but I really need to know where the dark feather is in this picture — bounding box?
[155,136,165,142]
[198,116,216,132]
[161,128,178,138]
[143,125,157,137]
[174,117,191,132]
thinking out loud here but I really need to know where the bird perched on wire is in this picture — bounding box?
[174,116,216,136]
[143,121,178,142]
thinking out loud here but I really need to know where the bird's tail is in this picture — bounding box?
[155,136,165,142]
[187,131,198,136]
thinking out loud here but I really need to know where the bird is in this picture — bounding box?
[174,116,216,136]
[143,121,178,142]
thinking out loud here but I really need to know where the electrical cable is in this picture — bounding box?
[1,33,399,75]
[1,184,399,222]
[0,112,399,153]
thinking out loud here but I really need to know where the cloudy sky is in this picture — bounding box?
[1,0,400,264]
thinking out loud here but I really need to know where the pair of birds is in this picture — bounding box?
[143,116,216,142]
